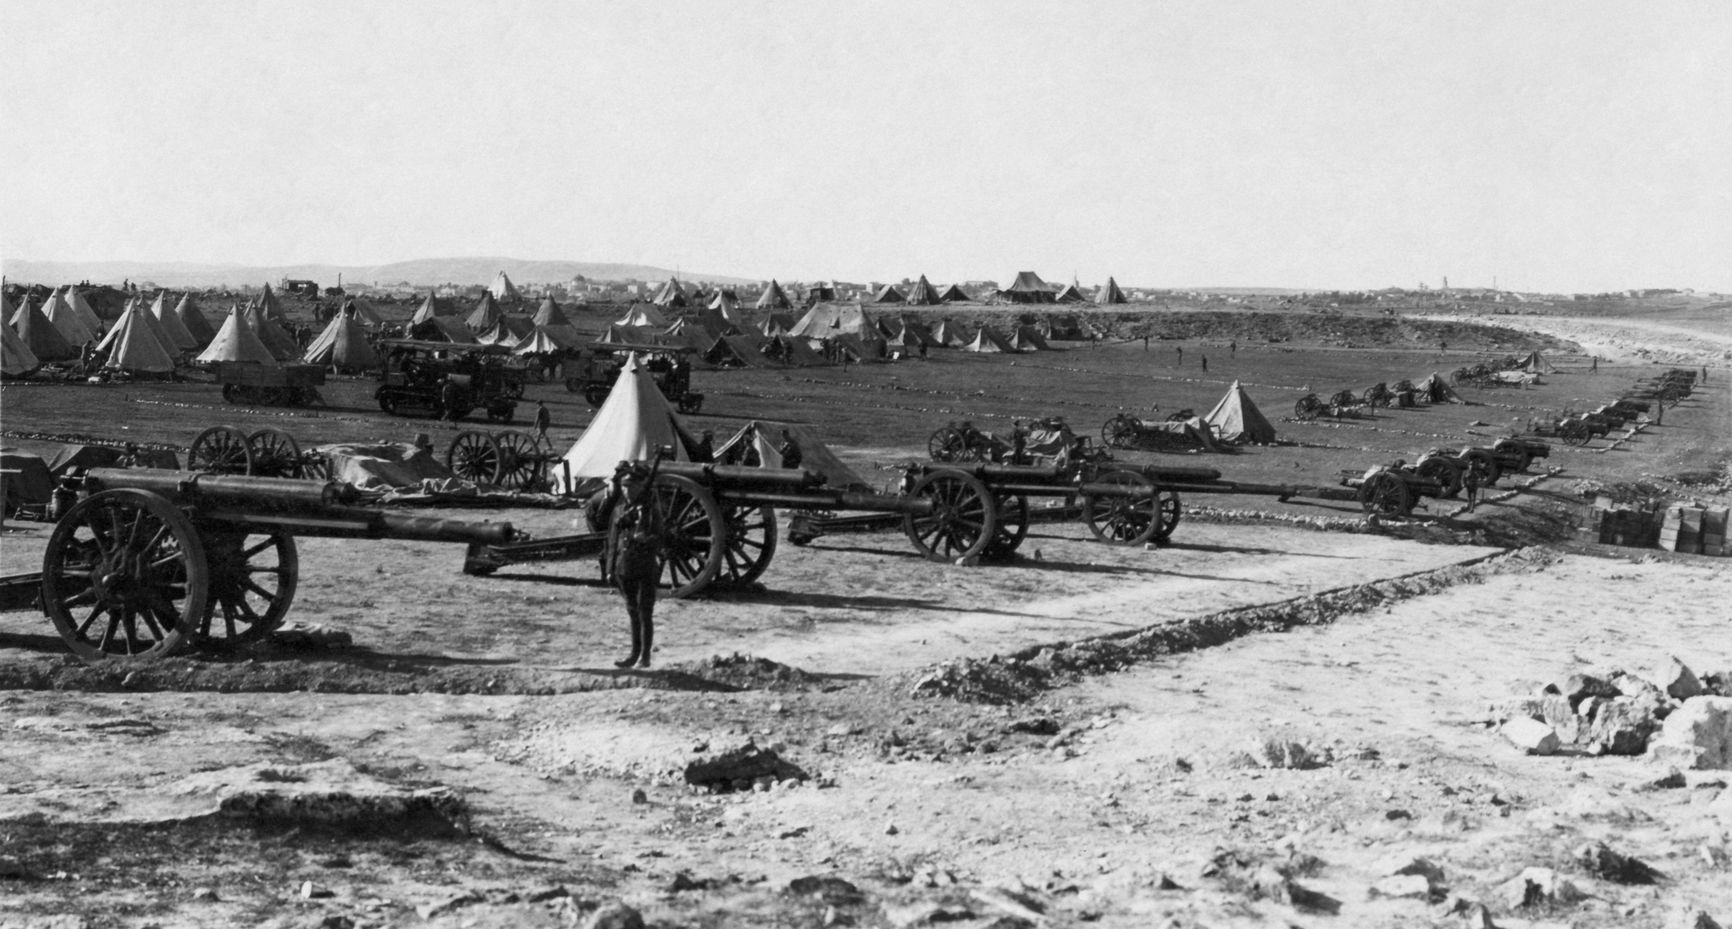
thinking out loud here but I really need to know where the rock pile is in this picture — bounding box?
[1495,656,1732,764]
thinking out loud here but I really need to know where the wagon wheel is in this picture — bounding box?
[1358,471,1412,518]
[196,528,297,647]
[1493,439,1533,474]
[246,428,302,478]
[1101,415,1138,450]
[982,494,1029,560]
[927,427,968,463]
[714,503,778,588]
[1416,456,1463,498]
[1154,488,1182,542]
[221,383,241,404]
[903,469,998,562]
[298,451,331,481]
[446,431,504,485]
[40,489,208,664]
[188,425,255,475]
[1459,449,1500,489]
[584,382,611,407]
[647,474,725,598]
[377,391,398,414]
[1560,419,1590,447]
[492,431,543,490]
[1083,469,1160,546]
[1293,398,1317,421]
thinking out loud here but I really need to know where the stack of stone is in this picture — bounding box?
[1496,656,1732,765]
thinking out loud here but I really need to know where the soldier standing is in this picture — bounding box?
[533,400,552,443]
[606,461,663,669]
[777,428,803,469]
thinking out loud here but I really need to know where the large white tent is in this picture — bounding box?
[196,305,279,364]
[552,353,695,493]
[150,292,199,350]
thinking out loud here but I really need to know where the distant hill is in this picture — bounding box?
[1,257,757,289]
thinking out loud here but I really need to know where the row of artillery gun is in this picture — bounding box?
[1293,380,1423,420]
[1524,369,1697,446]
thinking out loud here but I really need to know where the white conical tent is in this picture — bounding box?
[150,293,198,350]
[196,305,279,364]
[244,303,301,360]
[533,295,571,328]
[65,288,103,331]
[511,325,579,355]
[963,325,1016,353]
[343,297,385,327]
[466,292,503,331]
[257,282,285,321]
[552,353,696,493]
[1202,380,1277,444]
[12,295,79,361]
[904,275,942,306]
[174,294,216,345]
[1095,277,1128,304]
[650,278,688,308]
[41,289,97,346]
[102,303,179,374]
[302,311,379,370]
[615,304,669,327]
[489,270,522,303]
[98,300,180,359]
[755,279,793,310]
[410,293,445,326]
[1054,281,1087,303]
[2,319,40,376]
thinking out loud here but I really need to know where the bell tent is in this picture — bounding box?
[101,303,179,375]
[755,279,793,310]
[615,304,670,328]
[1053,281,1087,304]
[1413,372,1465,404]
[1008,326,1051,351]
[533,295,572,328]
[489,270,522,303]
[904,276,942,306]
[41,289,97,346]
[999,271,1056,304]
[65,288,104,331]
[174,295,216,345]
[872,284,907,304]
[196,305,280,365]
[11,296,78,362]
[650,278,689,308]
[552,353,698,493]
[410,293,446,327]
[963,325,1017,353]
[712,421,871,491]
[2,321,41,377]
[1518,351,1557,375]
[938,283,971,303]
[466,292,504,332]
[302,311,379,371]
[1202,380,1277,445]
[1095,277,1128,304]
[149,293,199,350]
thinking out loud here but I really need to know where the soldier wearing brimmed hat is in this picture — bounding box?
[605,458,665,668]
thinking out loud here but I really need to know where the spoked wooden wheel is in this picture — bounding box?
[493,431,543,490]
[1459,448,1500,488]
[1416,456,1463,498]
[1101,415,1138,449]
[196,528,297,647]
[982,494,1029,560]
[188,425,255,475]
[714,504,778,588]
[1154,488,1182,542]
[1359,471,1412,517]
[1561,420,1591,447]
[903,469,998,562]
[40,489,208,663]
[927,427,967,463]
[648,474,725,598]
[247,427,302,478]
[1083,469,1160,546]
[446,431,503,485]
[1494,439,1533,474]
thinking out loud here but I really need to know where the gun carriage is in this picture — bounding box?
[3,468,516,664]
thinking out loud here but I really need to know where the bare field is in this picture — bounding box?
[0,300,1729,928]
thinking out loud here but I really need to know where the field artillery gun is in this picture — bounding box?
[463,460,950,596]
[444,430,557,491]
[1527,414,1596,447]
[1339,464,1447,518]
[1,468,516,664]
[1292,391,1361,421]
[1361,382,1396,408]
[215,361,325,407]
[187,425,330,479]
[1099,411,1212,451]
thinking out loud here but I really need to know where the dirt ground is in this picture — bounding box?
[0,297,1728,928]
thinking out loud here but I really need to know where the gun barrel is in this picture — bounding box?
[656,462,828,488]
[85,468,348,508]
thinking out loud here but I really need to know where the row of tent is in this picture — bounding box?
[642,272,1132,309]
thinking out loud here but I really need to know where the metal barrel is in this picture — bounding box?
[713,489,936,516]
[1139,465,1223,483]
[85,468,347,508]
[656,462,828,488]
[194,506,517,545]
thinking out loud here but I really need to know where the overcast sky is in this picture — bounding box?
[3,1,1728,292]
